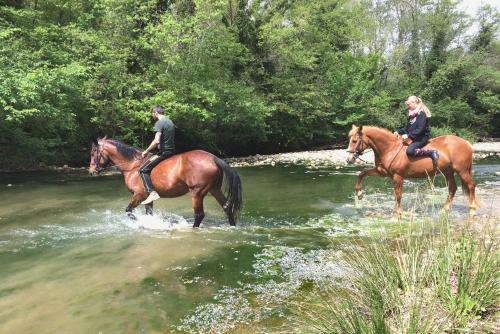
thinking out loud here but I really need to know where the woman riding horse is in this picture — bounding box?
[346,124,477,216]
[394,96,439,168]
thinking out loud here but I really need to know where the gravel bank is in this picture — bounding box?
[227,142,500,168]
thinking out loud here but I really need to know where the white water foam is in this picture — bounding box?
[1,209,192,252]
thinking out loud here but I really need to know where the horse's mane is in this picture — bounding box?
[108,140,143,159]
[349,125,393,137]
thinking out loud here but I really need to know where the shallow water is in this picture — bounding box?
[0,162,498,333]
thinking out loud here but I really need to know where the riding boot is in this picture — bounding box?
[430,150,439,168]
[139,172,154,193]
[415,148,439,168]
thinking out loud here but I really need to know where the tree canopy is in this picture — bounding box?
[1,0,498,169]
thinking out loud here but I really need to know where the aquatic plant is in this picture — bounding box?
[289,216,499,333]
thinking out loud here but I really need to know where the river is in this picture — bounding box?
[0,161,498,333]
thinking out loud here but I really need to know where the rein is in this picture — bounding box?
[348,130,403,168]
[384,141,405,170]
[94,145,144,173]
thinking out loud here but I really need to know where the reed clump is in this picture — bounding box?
[293,213,499,333]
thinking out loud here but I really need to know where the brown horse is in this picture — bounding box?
[88,137,242,227]
[346,125,478,216]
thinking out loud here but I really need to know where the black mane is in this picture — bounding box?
[108,140,143,159]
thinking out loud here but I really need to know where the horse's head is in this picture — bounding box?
[89,136,111,176]
[346,125,369,164]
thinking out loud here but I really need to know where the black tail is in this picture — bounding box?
[214,157,243,218]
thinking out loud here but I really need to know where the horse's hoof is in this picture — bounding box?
[356,190,364,200]
[127,212,137,220]
[469,209,476,217]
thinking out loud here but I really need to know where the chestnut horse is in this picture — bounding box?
[88,137,242,227]
[346,125,478,216]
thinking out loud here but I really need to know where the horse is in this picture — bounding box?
[346,125,478,216]
[88,137,242,227]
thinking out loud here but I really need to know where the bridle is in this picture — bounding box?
[92,144,111,173]
[347,131,371,163]
[91,141,144,173]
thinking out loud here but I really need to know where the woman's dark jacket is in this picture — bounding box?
[397,111,430,140]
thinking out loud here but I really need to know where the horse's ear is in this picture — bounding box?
[351,124,357,130]
[102,135,107,141]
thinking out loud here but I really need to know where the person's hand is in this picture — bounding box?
[141,151,147,158]
[402,134,408,140]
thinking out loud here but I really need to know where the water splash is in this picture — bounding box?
[0,209,191,252]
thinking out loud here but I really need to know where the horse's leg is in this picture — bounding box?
[443,170,457,212]
[125,192,148,220]
[145,202,153,215]
[457,170,478,216]
[210,188,235,226]
[392,174,404,216]
[355,167,382,199]
[191,192,206,228]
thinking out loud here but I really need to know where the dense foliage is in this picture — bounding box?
[1,0,499,168]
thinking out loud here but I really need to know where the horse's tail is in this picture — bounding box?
[214,157,243,217]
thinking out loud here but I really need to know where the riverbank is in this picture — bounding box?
[227,142,500,167]
[1,143,498,173]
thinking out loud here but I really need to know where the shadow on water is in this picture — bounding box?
[0,162,498,333]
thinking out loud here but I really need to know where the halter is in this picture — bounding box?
[347,130,371,162]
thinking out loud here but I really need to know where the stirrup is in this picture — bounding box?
[141,191,160,205]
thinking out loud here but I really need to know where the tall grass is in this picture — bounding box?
[292,215,499,334]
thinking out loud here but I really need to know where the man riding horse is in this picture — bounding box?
[139,106,175,205]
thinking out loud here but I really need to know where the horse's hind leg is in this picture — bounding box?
[125,192,148,220]
[443,170,457,212]
[457,170,478,216]
[210,188,235,226]
[191,191,206,228]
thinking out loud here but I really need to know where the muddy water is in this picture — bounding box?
[0,162,498,333]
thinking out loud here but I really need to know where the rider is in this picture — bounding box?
[394,96,439,168]
[139,106,175,205]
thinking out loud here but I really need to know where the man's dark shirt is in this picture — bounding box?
[154,117,175,155]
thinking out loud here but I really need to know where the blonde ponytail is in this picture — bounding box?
[417,97,431,117]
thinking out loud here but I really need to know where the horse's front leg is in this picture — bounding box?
[392,174,404,217]
[125,192,148,220]
[145,202,153,215]
[355,167,383,199]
